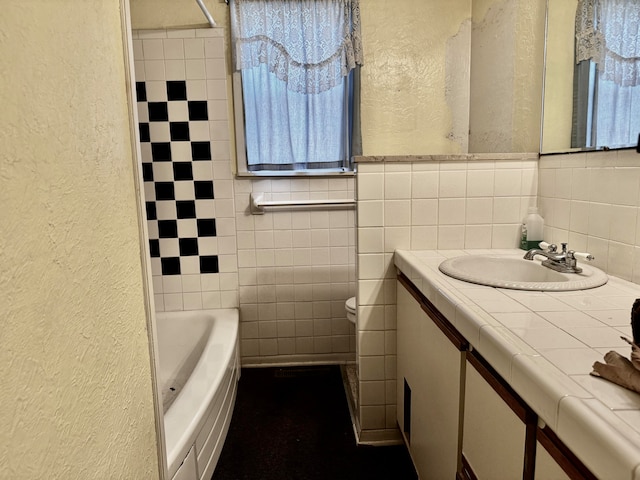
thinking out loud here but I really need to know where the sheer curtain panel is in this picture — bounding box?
[231,0,363,172]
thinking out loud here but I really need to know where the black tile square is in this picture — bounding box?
[167,81,188,101]
[161,257,181,275]
[179,238,199,256]
[176,200,196,219]
[173,162,193,181]
[194,181,214,199]
[191,142,212,161]
[149,239,160,258]
[148,102,168,121]
[151,143,172,162]
[158,220,178,238]
[139,123,150,143]
[197,218,217,237]
[188,101,209,121]
[145,201,157,221]
[142,162,154,182]
[199,255,219,274]
[136,82,147,102]
[154,182,175,201]
[170,122,190,141]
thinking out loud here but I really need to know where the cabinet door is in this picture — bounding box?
[535,441,571,480]
[462,355,536,480]
[535,426,597,480]
[397,281,465,480]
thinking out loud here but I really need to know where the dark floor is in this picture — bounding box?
[212,365,417,480]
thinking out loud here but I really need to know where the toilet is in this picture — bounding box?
[345,296,356,325]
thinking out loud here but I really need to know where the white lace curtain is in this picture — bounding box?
[230,0,363,94]
[576,0,640,87]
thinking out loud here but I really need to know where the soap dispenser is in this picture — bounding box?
[520,207,544,250]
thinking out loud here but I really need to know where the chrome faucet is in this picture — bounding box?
[524,242,594,274]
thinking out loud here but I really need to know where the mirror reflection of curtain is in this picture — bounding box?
[573,0,640,148]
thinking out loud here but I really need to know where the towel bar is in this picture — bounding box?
[249,193,356,215]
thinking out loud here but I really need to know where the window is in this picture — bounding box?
[572,0,640,149]
[230,0,363,176]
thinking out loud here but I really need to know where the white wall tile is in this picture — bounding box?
[466,198,493,224]
[411,199,438,226]
[358,201,384,227]
[467,169,495,197]
[360,381,386,405]
[438,225,465,249]
[465,225,492,248]
[384,227,411,252]
[360,405,386,429]
[411,226,438,250]
[359,331,385,356]
[358,173,384,200]
[439,198,466,225]
[411,171,439,199]
[384,200,411,226]
[439,170,467,198]
[494,169,522,196]
[588,168,613,203]
[142,39,164,60]
[611,168,640,206]
[384,172,412,199]
[569,201,590,234]
[144,60,166,80]
[608,241,634,281]
[587,203,610,239]
[493,197,521,224]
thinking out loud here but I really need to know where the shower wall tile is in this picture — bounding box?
[133,28,237,312]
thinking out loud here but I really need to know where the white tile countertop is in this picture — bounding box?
[394,249,640,480]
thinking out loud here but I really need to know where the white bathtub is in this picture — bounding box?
[156,308,240,480]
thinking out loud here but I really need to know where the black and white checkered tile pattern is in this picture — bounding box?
[137,80,219,276]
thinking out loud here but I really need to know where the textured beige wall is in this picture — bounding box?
[512,0,546,152]
[360,0,472,155]
[131,0,229,30]
[0,2,160,479]
[469,0,546,153]
[541,0,578,152]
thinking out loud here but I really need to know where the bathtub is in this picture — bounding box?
[156,308,240,480]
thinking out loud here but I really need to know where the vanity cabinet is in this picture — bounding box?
[396,275,467,480]
[396,272,597,480]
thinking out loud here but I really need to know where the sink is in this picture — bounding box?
[438,255,608,291]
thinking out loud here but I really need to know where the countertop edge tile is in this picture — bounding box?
[557,397,640,480]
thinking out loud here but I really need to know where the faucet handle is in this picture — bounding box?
[539,241,556,252]
[572,251,595,261]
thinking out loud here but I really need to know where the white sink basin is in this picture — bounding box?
[438,255,608,291]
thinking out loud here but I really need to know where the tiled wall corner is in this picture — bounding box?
[234,177,357,363]
[539,148,640,282]
[355,156,538,433]
[133,28,238,313]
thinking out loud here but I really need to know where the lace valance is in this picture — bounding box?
[230,0,363,94]
[576,0,640,87]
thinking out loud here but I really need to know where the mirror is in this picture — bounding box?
[541,0,640,153]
